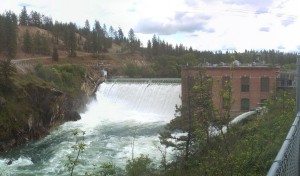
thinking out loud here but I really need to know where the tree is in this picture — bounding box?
[0,58,16,89]
[19,6,29,25]
[125,154,154,176]
[22,29,33,54]
[29,11,41,27]
[128,28,136,53]
[4,11,18,59]
[160,67,215,164]
[52,46,59,61]
[33,31,42,55]
[67,23,77,57]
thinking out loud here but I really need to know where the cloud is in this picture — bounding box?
[222,45,237,51]
[224,0,274,7]
[18,3,33,7]
[259,27,269,32]
[135,12,214,35]
[255,7,269,14]
[277,45,285,50]
[185,0,199,7]
[281,17,296,27]
[297,45,300,51]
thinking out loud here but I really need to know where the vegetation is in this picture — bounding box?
[0,6,298,176]
[34,63,86,94]
[157,69,296,176]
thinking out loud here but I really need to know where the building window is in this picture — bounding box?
[261,77,269,92]
[222,76,230,88]
[222,76,231,108]
[241,98,250,111]
[241,76,249,92]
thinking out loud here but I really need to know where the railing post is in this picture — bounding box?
[297,54,300,112]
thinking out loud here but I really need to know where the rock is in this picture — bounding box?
[7,159,13,165]
[0,96,6,107]
[51,88,63,96]
[66,111,81,121]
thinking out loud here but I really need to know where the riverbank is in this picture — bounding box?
[0,63,103,152]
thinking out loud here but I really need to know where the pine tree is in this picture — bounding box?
[52,46,59,61]
[19,6,29,25]
[33,31,42,55]
[160,67,215,163]
[0,58,16,90]
[68,23,77,57]
[22,29,33,54]
[128,28,136,53]
[5,11,18,59]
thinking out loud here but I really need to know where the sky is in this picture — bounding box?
[0,0,299,52]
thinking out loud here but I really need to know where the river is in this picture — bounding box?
[0,81,181,175]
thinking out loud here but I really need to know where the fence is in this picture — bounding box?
[267,112,300,176]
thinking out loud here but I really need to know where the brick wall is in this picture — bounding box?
[181,66,279,113]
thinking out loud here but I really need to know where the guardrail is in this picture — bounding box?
[106,78,181,84]
[267,112,300,176]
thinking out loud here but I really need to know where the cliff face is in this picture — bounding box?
[0,73,103,152]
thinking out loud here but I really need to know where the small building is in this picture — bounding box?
[181,65,279,115]
[100,69,107,79]
[277,70,296,89]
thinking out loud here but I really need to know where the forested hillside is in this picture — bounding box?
[0,6,297,76]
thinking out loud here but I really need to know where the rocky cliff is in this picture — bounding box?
[0,72,103,152]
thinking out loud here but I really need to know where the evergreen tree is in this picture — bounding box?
[160,67,215,163]
[29,11,41,27]
[128,28,136,53]
[147,40,152,57]
[19,6,29,26]
[33,31,42,55]
[52,46,59,61]
[5,11,18,59]
[22,29,33,54]
[67,23,77,57]
[0,15,5,54]
[0,58,16,90]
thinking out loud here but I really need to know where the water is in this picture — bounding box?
[0,82,181,175]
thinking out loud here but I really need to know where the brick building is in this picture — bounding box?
[181,65,279,114]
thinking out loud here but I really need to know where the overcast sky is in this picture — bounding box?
[0,0,299,52]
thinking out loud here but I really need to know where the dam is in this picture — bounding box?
[0,79,181,175]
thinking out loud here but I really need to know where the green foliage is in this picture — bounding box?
[125,154,154,176]
[0,11,18,58]
[162,89,295,176]
[52,46,59,61]
[34,63,85,94]
[0,58,16,91]
[65,129,87,176]
[19,6,29,26]
[160,67,215,164]
[85,162,116,176]
[22,29,33,53]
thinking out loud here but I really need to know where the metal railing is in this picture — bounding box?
[106,78,181,84]
[268,55,300,176]
[267,112,300,176]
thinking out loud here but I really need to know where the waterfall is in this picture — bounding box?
[0,82,181,175]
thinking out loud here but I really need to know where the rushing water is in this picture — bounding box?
[0,82,181,175]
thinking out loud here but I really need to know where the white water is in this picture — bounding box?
[0,82,181,175]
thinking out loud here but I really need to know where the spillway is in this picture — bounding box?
[0,81,181,175]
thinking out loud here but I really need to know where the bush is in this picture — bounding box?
[125,154,154,176]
